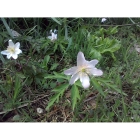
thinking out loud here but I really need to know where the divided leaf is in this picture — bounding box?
[46,83,69,111]
[71,84,80,110]
[91,78,105,97]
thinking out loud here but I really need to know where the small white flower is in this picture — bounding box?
[37,107,43,114]
[1,40,22,59]
[48,29,57,41]
[101,18,107,23]
[64,52,103,89]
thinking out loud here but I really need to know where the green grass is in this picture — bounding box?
[0,18,140,122]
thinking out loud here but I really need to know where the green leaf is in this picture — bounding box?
[44,75,56,79]
[51,18,62,25]
[90,48,102,60]
[1,18,14,38]
[50,63,59,70]
[13,75,22,100]
[45,72,68,80]
[71,84,80,110]
[32,65,36,74]
[16,73,26,79]
[53,72,69,80]
[101,43,121,53]
[0,53,5,64]
[97,78,127,96]
[25,25,37,36]
[64,20,68,40]
[0,85,10,99]
[45,55,50,64]
[52,83,69,93]
[46,83,69,111]
[110,26,118,34]
[74,80,83,88]
[91,78,105,97]
[46,92,62,111]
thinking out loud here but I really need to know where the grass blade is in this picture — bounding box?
[51,18,62,25]
[1,18,14,38]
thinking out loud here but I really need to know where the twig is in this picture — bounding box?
[84,95,98,103]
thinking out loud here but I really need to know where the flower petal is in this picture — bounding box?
[88,59,99,67]
[15,48,22,54]
[64,66,77,75]
[7,54,12,59]
[101,18,107,23]
[51,33,56,40]
[12,54,18,59]
[50,29,52,33]
[69,73,80,85]
[1,50,9,55]
[77,52,86,66]
[15,42,20,49]
[80,72,90,89]
[89,68,103,76]
[9,40,15,47]
[54,29,57,34]
[48,36,52,40]
[54,34,57,40]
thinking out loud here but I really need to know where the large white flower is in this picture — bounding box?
[1,40,22,59]
[64,52,103,89]
[48,29,57,41]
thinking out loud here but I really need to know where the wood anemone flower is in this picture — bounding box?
[48,29,57,41]
[1,40,22,59]
[101,18,107,23]
[64,52,103,89]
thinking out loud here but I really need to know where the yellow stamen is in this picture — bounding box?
[7,46,15,53]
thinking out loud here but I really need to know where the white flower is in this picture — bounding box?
[64,52,103,89]
[1,40,22,59]
[48,29,57,41]
[101,18,107,23]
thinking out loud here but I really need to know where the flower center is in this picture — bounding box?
[78,65,87,72]
[78,65,92,75]
[7,46,15,53]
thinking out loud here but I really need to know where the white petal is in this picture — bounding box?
[69,73,80,85]
[54,34,57,39]
[15,42,20,49]
[9,40,15,47]
[50,29,52,33]
[89,68,103,76]
[51,33,55,40]
[7,54,12,59]
[77,52,86,66]
[15,48,22,54]
[88,59,99,67]
[64,66,78,75]
[101,18,107,23]
[12,54,18,59]
[48,36,52,40]
[80,73,90,89]
[1,50,9,55]
[54,29,57,33]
